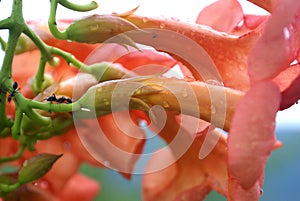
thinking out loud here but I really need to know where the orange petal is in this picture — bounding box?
[280,72,300,109]
[85,43,177,75]
[227,81,280,189]
[248,1,300,82]
[58,173,100,201]
[124,14,261,91]
[143,114,227,201]
[74,111,145,178]
[196,0,244,33]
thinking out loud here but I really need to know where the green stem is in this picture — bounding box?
[0,30,21,79]
[0,0,26,132]
[0,144,25,163]
[50,47,86,69]
[0,182,21,192]
[0,94,12,132]
[11,108,23,139]
[0,18,14,30]
[34,57,47,92]
[28,99,81,112]
[14,93,51,126]
[59,0,98,11]
[48,0,68,39]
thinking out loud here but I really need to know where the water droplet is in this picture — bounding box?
[81,107,91,112]
[104,160,110,167]
[182,88,188,97]
[162,101,170,108]
[33,182,38,186]
[190,30,196,37]
[205,79,224,86]
[260,188,264,195]
[183,75,195,82]
[142,17,149,23]
[39,180,49,189]
[238,65,245,71]
[236,19,244,29]
[283,27,290,40]
[63,141,72,149]
[159,23,166,29]
[171,16,180,21]
[211,105,216,114]
[89,24,99,31]
[135,89,142,95]
[97,88,102,93]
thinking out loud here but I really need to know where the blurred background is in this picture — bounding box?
[1,0,300,200]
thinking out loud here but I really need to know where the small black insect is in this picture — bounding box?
[57,96,73,104]
[44,93,58,103]
[7,82,18,103]
[44,94,72,104]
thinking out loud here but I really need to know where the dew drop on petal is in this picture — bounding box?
[159,23,166,29]
[182,88,188,97]
[142,17,149,23]
[283,27,291,40]
[39,180,49,189]
[63,141,72,149]
[81,107,91,112]
[170,16,180,21]
[190,30,196,37]
[162,101,170,108]
[205,79,224,86]
[104,160,110,167]
[211,105,216,114]
[260,188,264,195]
[97,88,102,93]
[183,75,195,82]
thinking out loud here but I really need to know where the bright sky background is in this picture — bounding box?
[0,0,299,124]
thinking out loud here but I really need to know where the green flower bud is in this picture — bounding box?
[30,73,55,95]
[15,34,36,54]
[48,56,61,67]
[85,62,132,81]
[18,154,62,184]
[65,15,141,49]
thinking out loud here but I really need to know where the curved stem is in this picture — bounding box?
[48,0,68,39]
[0,144,25,163]
[11,108,23,139]
[0,182,21,193]
[28,99,81,112]
[59,0,98,12]
[50,47,86,69]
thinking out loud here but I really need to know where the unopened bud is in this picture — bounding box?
[65,15,141,49]
[18,154,62,184]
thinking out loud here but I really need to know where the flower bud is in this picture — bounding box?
[15,34,36,54]
[30,73,55,95]
[85,62,132,81]
[65,15,141,49]
[18,154,62,184]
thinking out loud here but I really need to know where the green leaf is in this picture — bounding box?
[18,153,62,184]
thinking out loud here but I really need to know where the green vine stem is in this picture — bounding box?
[0,144,25,163]
[59,0,98,12]
[48,0,98,40]
[0,182,21,193]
